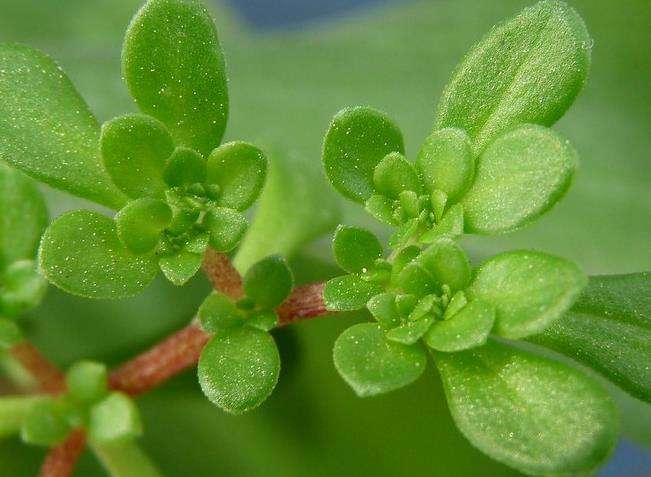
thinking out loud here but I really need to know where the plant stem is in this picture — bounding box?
[0,394,48,438]
[9,341,66,394]
[39,430,86,477]
[277,282,327,326]
[90,439,162,477]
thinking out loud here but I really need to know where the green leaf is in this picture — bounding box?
[20,399,70,447]
[65,361,108,404]
[364,194,398,226]
[435,0,591,152]
[39,211,158,299]
[0,317,22,350]
[115,198,171,254]
[322,106,404,203]
[0,163,47,268]
[385,315,434,345]
[246,310,278,332]
[0,260,47,317]
[243,255,293,309]
[198,292,244,333]
[323,274,383,312]
[122,0,228,156]
[0,395,47,439]
[417,128,473,201]
[367,292,400,329]
[531,272,651,403]
[333,323,426,397]
[89,393,142,444]
[425,300,494,352]
[90,440,162,477]
[372,152,421,198]
[397,262,439,297]
[434,340,618,475]
[0,44,127,209]
[332,225,382,274]
[420,204,464,243]
[204,207,247,253]
[206,142,267,211]
[390,245,420,286]
[159,249,202,286]
[100,114,174,199]
[198,327,280,414]
[162,147,206,187]
[462,125,577,234]
[418,239,471,292]
[467,250,586,339]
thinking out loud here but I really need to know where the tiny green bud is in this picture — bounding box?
[21,399,70,447]
[66,360,108,404]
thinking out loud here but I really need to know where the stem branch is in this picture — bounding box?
[38,430,86,477]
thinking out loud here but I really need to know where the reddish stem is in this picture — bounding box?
[9,341,66,394]
[202,249,244,299]
[278,282,327,326]
[38,430,86,477]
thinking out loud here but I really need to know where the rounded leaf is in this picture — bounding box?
[115,198,172,254]
[435,0,591,152]
[332,225,382,274]
[199,292,244,333]
[424,300,494,352]
[101,113,174,199]
[0,260,47,317]
[39,211,158,299]
[20,399,70,447]
[122,0,228,156]
[323,274,383,312]
[65,361,108,404]
[89,392,142,444]
[467,250,587,339]
[418,238,471,292]
[163,147,206,187]
[322,106,404,203]
[198,327,280,414]
[462,125,577,234]
[243,255,293,309]
[206,142,267,211]
[367,292,400,329]
[204,207,247,252]
[159,249,203,286]
[333,323,426,397]
[417,128,473,201]
[435,341,618,475]
[372,152,421,198]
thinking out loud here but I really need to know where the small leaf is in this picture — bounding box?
[0,44,127,209]
[417,128,473,201]
[425,300,494,352]
[435,0,591,152]
[531,272,651,403]
[386,315,434,345]
[323,275,383,312]
[205,207,247,252]
[390,245,420,286]
[163,147,206,187]
[462,125,577,234]
[198,292,244,333]
[198,327,280,414]
[164,189,200,236]
[435,340,618,475]
[39,211,158,299]
[243,255,293,309]
[364,194,398,225]
[246,310,278,332]
[332,225,382,274]
[397,262,439,297]
[206,142,267,211]
[100,113,174,199]
[0,260,47,317]
[333,323,426,397]
[122,0,228,156]
[418,239,471,292]
[0,163,47,268]
[467,250,586,339]
[0,395,48,439]
[115,198,171,254]
[65,361,108,404]
[420,204,464,243]
[322,106,404,203]
[0,317,22,350]
[442,290,467,320]
[367,292,400,329]
[20,399,70,446]
[372,152,421,198]
[159,249,202,286]
[89,393,142,444]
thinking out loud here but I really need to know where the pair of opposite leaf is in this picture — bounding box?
[0,0,267,299]
[322,2,623,476]
[21,361,142,448]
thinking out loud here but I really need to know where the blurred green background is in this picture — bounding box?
[0,0,649,475]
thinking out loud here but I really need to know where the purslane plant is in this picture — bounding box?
[0,0,649,476]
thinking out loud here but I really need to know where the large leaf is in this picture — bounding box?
[322,106,404,203]
[39,211,158,299]
[467,250,586,339]
[435,0,591,152]
[198,327,280,414]
[531,272,651,403]
[0,163,47,269]
[0,44,127,209]
[435,340,618,476]
[462,125,577,234]
[122,0,228,156]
